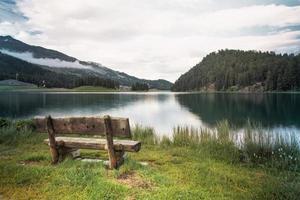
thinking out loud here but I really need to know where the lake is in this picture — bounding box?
[1,92,300,136]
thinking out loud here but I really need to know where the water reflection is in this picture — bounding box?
[175,93,300,129]
[103,95,203,136]
[0,92,300,135]
[0,92,148,118]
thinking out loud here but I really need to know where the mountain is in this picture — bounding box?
[0,36,173,90]
[0,52,118,88]
[172,49,300,92]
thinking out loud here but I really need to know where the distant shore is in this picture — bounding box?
[0,85,121,93]
[0,85,168,93]
[172,90,300,94]
[1,85,299,94]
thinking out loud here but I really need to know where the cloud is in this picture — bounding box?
[1,0,300,81]
[0,49,92,69]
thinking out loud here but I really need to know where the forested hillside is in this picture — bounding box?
[172,50,300,92]
[0,36,173,90]
[0,52,119,89]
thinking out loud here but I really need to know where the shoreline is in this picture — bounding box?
[1,86,300,94]
[0,85,172,93]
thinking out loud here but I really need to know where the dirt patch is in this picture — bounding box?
[117,171,153,189]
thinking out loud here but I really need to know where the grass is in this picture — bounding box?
[0,85,119,93]
[0,85,38,91]
[71,86,118,92]
[0,119,299,199]
[132,124,159,145]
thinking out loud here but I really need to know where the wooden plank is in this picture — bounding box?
[46,116,59,164]
[34,116,131,137]
[104,115,117,169]
[44,137,141,152]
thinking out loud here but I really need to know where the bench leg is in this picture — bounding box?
[104,115,117,169]
[115,150,125,168]
[105,145,117,169]
[49,146,59,164]
[46,116,59,164]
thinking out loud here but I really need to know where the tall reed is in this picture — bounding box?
[132,124,159,145]
[132,120,300,171]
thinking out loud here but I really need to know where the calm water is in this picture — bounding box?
[1,92,300,136]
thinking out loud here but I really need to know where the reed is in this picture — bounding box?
[242,120,300,170]
[132,120,300,172]
[132,124,159,145]
[1,118,299,171]
[0,118,39,145]
[0,118,300,199]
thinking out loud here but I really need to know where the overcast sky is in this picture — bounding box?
[1,0,300,82]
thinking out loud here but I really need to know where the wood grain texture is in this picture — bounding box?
[44,137,141,152]
[34,116,131,137]
[104,115,117,169]
[46,116,59,164]
[115,150,125,168]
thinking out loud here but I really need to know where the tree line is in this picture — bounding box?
[0,52,119,89]
[172,49,300,91]
[131,82,149,91]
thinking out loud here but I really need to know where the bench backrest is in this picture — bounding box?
[34,116,131,138]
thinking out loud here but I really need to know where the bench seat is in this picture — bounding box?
[36,115,140,169]
[44,137,141,152]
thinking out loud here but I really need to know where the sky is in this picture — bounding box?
[0,0,300,82]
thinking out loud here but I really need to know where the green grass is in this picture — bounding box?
[0,119,299,199]
[0,85,38,91]
[0,85,119,93]
[71,86,118,92]
[132,124,159,145]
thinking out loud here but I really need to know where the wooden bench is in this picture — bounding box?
[34,115,141,169]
